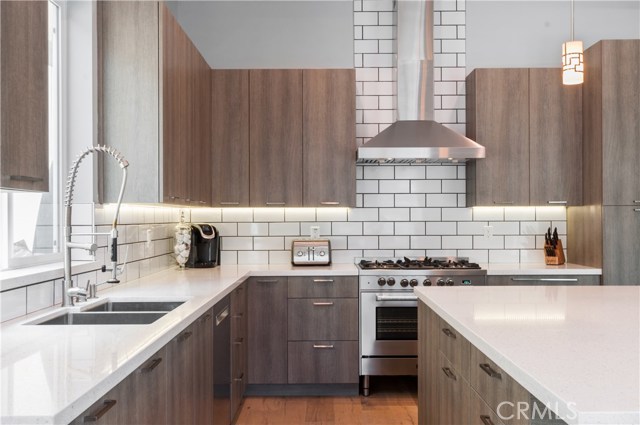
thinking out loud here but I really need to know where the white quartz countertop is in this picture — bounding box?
[0,263,357,424]
[415,286,640,425]
[483,262,602,275]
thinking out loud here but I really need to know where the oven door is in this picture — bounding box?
[360,291,418,357]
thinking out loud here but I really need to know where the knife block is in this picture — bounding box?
[544,239,565,265]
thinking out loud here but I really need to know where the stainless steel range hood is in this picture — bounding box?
[356,0,485,164]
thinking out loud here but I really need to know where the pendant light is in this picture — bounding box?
[562,0,584,85]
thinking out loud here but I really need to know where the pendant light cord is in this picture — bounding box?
[570,0,575,41]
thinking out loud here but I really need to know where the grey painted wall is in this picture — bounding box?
[466,0,640,73]
[166,1,354,68]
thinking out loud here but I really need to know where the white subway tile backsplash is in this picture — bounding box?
[237,251,269,265]
[443,236,472,249]
[395,165,425,179]
[220,251,238,265]
[378,11,395,25]
[363,194,395,208]
[363,53,394,68]
[362,0,395,12]
[238,223,269,237]
[520,250,545,263]
[364,250,395,257]
[380,208,410,221]
[426,165,458,179]
[395,250,427,257]
[520,221,551,236]
[441,39,465,53]
[378,96,396,109]
[363,166,394,180]
[427,249,457,257]
[457,221,486,235]
[316,208,348,222]
[411,180,442,193]
[348,236,379,249]
[1,288,26,322]
[269,223,300,236]
[489,250,520,263]
[254,208,285,222]
[354,11,378,25]
[434,25,457,39]
[332,222,363,236]
[332,250,364,263]
[536,207,567,221]
[191,208,222,223]
[378,40,395,54]
[442,207,472,221]
[394,222,426,235]
[426,221,457,235]
[357,95,379,109]
[457,250,488,263]
[363,82,395,96]
[364,221,395,235]
[395,194,426,207]
[379,236,410,249]
[490,221,521,235]
[212,222,238,236]
[355,39,379,53]
[284,208,316,222]
[222,208,253,222]
[348,208,379,222]
[426,194,458,207]
[328,236,348,250]
[269,251,292,265]
[411,208,442,221]
[300,222,332,237]
[505,236,536,249]
[364,109,395,123]
[363,26,395,40]
[26,282,53,314]
[434,53,458,67]
[440,11,465,25]
[254,237,284,250]
[473,207,504,221]
[474,236,504,250]
[442,180,466,193]
[411,236,441,249]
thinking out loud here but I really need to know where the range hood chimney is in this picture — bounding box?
[356,0,485,164]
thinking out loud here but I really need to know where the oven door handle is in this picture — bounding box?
[375,294,418,302]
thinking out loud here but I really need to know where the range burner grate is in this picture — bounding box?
[358,257,481,270]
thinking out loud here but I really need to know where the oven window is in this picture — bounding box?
[376,307,418,340]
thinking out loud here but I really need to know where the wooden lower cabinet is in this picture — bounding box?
[134,348,169,424]
[231,283,247,420]
[469,388,506,425]
[288,341,358,384]
[193,309,214,425]
[71,381,130,425]
[167,325,197,424]
[438,352,470,425]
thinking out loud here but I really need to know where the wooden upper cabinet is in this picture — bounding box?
[211,70,250,207]
[529,68,582,206]
[249,69,303,207]
[303,69,356,207]
[0,1,48,192]
[188,48,211,206]
[600,41,640,206]
[466,69,530,206]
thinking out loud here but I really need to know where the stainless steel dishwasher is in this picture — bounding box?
[213,296,231,425]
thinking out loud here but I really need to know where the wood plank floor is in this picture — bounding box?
[235,377,417,425]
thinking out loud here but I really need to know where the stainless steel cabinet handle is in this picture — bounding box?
[84,399,117,422]
[216,306,230,326]
[201,313,212,322]
[547,200,567,204]
[232,313,244,318]
[634,208,640,212]
[313,302,334,306]
[320,201,340,205]
[169,196,180,200]
[234,373,244,382]
[313,279,334,283]
[234,338,244,345]
[493,201,514,205]
[375,295,418,302]
[441,367,457,380]
[313,344,334,349]
[266,202,285,206]
[220,202,239,205]
[441,328,456,339]
[9,175,44,182]
[480,415,495,425]
[479,363,502,379]
[634,200,640,204]
[178,331,193,343]
[199,201,206,204]
[141,358,163,373]
[256,279,279,283]
[510,277,578,282]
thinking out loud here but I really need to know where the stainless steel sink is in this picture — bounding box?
[36,312,167,325]
[85,300,185,312]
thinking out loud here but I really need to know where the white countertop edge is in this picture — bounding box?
[414,291,636,425]
[1,264,358,424]
[483,263,602,276]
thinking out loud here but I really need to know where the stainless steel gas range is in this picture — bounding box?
[358,257,486,396]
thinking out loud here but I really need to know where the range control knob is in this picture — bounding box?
[319,251,326,257]
[409,279,418,287]
[377,277,386,286]
[446,279,455,286]
[387,277,396,286]
[436,279,445,286]
[297,251,304,257]
[400,279,409,287]
[423,279,432,286]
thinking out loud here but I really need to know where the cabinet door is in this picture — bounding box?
[601,40,640,206]
[167,325,196,423]
[603,206,640,285]
[249,70,303,207]
[287,298,358,341]
[438,352,470,425]
[302,69,356,207]
[211,70,250,207]
[529,68,582,206]
[231,283,247,419]
[71,379,133,425]
[287,341,358,384]
[134,347,168,424]
[188,50,212,206]
[247,277,288,384]
[193,309,214,425]
[0,0,48,192]
[467,69,529,206]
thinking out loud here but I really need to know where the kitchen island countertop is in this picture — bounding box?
[415,285,640,425]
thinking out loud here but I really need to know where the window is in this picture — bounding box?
[0,1,62,270]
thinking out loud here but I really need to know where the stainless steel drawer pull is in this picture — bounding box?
[266,202,286,206]
[216,306,230,326]
[441,328,456,339]
[493,201,514,205]
[547,200,567,205]
[441,367,457,381]
[9,175,44,182]
[178,331,193,343]
[510,277,578,282]
[480,415,495,425]
[634,208,640,212]
[320,201,340,205]
[256,279,279,283]
[479,363,502,379]
[232,313,244,318]
[201,313,212,322]
[141,358,163,373]
[199,201,206,204]
[220,202,239,205]
[234,373,244,382]
[313,344,334,349]
[84,399,117,422]
[376,295,418,302]
[634,200,640,203]
[313,302,334,306]
[313,279,334,283]
[169,196,180,200]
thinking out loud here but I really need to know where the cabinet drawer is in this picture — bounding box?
[438,317,471,381]
[288,276,357,298]
[437,351,470,425]
[469,388,506,425]
[288,298,358,341]
[288,341,358,384]
[231,282,247,315]
[486,274,601,286]
[470,346,530,425]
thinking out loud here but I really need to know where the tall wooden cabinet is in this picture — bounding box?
[466,68,582,206]
[99,2,211,205]
[0,0,48,192]
[568,40,640,285]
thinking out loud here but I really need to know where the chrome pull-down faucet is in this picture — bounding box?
[63,146,128,307]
